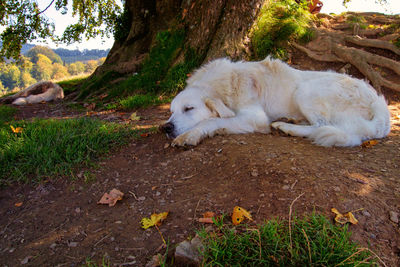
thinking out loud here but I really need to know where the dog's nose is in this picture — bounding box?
[160,122,174,134]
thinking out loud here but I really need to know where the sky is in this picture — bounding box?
[32,0,400,51]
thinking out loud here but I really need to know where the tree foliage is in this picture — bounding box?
[0,0,121,61]
[25,45,63,64]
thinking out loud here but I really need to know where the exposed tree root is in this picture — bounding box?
[293,14,400,94]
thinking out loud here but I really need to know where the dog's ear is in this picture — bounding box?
[205,98,235,118]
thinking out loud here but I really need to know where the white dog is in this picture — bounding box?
[161,57,390,147]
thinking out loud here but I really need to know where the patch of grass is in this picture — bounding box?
[251,0,313,60]
[346,15,368,29]
[198,213,376,266]
[57,75,89,94]
[0,118,144,186]
[78,71,123,100]
[0,105,17,124]
[119,94,161,109]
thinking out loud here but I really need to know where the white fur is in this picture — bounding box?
[167,57,391,147]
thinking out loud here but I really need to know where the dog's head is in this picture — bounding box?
[161,87,235,138]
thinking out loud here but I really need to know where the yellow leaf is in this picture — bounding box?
[10,125,23,133]
[232,206,253,225]
[141,212,169,229]
[331,208,358,225]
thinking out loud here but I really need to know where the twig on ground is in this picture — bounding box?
[129,190,139,200]
[94,233,110,247]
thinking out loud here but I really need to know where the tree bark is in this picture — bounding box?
[96,0,264,75]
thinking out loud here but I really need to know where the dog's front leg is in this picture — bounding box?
[172,109,270,146]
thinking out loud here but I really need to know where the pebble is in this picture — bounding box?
[138,196,146,201]
[50,243,57,249]
[362,211,371,217]
[68,242,78,247]
[389,211,399,223]
[282,185,290,190]
[333,186,341,192]
[251,169,258,177]
[75,207,81,213]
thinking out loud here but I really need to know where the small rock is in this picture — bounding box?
[115,221,122,224]
[50,243,57,249]
[389,211,399,223]
[21,256,32,265]
[68,241,78,247]
[259,193,265,197]
[175,236,203,266]
[282,185,290,190]
[164,143,170,149]
[155,191,161,197]
[9,248,15,253]
[146,253,163,267]
[216,148,222,153]
[362,211,371,217]
[75,207,81,213]
[333,186,341,192]
[110,237,115,242]
[138,196,146,201]
[251,169,258,177]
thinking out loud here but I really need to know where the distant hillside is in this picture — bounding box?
[1,42,109,63]
[53,48,110,63]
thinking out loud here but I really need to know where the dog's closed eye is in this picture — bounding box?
[184,106,194,112]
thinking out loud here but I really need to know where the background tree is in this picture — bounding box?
[67,63,79,76]
[25,45,63,64]
[20,71,37,88]
[34,54,53,81]
[52,62,69,80]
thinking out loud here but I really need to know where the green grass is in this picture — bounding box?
[57,75,89,94]
[0,105,17,124]
[0,117,144,186]
[119,94,162,109]
[250,0,313,60]
[198,213,377,266]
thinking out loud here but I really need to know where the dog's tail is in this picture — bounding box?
[310,95,390,147]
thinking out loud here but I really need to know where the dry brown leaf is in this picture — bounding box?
[14,202,23,207]
[97,188,124,206]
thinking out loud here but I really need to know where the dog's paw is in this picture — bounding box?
[271,121,285,130]
[172,129,202,147]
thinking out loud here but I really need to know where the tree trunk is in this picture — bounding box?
[96,0,264,75]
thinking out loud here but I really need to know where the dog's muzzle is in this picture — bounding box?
[160,122,175,138]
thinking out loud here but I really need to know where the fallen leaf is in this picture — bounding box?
[86,103,96,110]
[232,206,253,225]
[10,125,23,133]
[14,202,23,207]
[130,112,140,121]
[140,133,149,138]
[151,186,157,191]
[199,211,216,223]
[97,188,124,206]
[362,139,378,148]
[141,212,169,229]
[331,208,358,225]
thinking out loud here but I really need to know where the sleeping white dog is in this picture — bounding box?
[161,57,390,147]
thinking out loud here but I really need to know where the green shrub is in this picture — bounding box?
[251,0,313,59]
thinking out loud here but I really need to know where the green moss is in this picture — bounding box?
[250,0,313,60]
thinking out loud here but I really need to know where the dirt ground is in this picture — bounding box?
[2,13,400,263]
[0,94,399,266]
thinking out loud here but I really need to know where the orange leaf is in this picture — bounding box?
[199,211,216,224]
[14,202,23,207]
[198,217,214,223]
[232,206,253,225]
[362,139,378,148]
[140,133,149,138]
[10,125,23,133]
[97,188,124,206]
